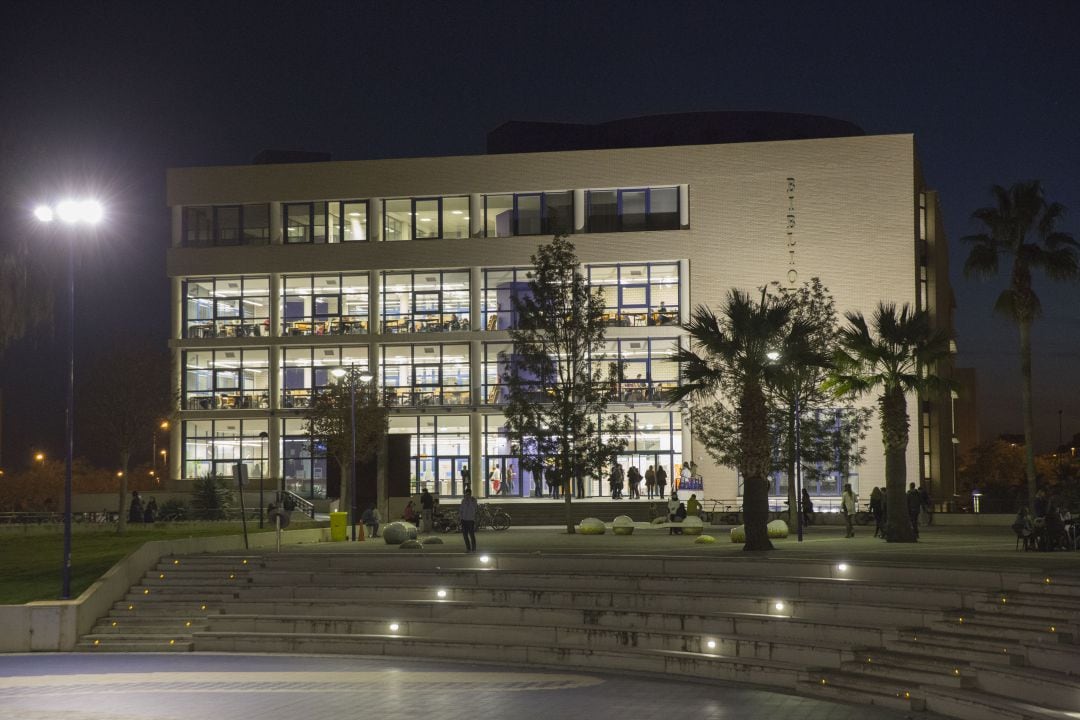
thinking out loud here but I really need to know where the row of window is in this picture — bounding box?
[181,187,683,247]
[184,338,681,411]
[183,411,684,500]
[183,263,681,338]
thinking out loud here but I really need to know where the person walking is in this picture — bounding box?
[906,482,922,540]
[143,497,158,524]
[459,489,479,553]
[869,486,885,538]
[656,465,668,499]
[502,465,515,496]
[800,488,813,527]
[919,484,933,526]
[129,491,144,524]
[460,465,471,495]
[420,486,434,533]
[609,465,620,499]
[645,465,656,499]
[627,466,641,499]
[841,483,857,538]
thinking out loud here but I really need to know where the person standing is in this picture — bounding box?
[460,465,471,495]
[645,465,656,499]
[575,468,585,499]
[869,486,885,538]
[609,465,620,499]
[680,460,693,492]
[627,466,641,499]
[459,489,479,553]
[656,465,668,499]
[488,464,501,496]
[129,491,144,524]
[906,482,922,540]
[800,488,813,527]
[503,465,515,496]
[919,484,933,526]
[841,483,857,538]
[420,486,434,533]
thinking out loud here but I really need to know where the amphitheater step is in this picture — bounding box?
[921,686,1070,720]
[969,663,1080,711]
[797,670,925,713]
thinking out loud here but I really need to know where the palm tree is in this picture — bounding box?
[962,181,1079,507]
[669,289,819,551]
[827,303,951,542]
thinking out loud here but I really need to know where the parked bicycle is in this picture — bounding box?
[434,504,511,532]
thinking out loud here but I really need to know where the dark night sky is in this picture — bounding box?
[1,0,1078,470]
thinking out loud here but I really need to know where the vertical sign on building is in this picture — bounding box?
[785,177,798,284]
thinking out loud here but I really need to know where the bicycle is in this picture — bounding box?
[477,504,511,531]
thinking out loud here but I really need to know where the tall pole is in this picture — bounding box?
[794,392,802,543]
[62,236,74,599]
[349,374,357,541]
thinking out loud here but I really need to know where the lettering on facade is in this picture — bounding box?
[785,177,797,284]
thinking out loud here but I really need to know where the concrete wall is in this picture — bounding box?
[0,527,328,653]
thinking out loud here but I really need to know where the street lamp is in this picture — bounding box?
[767,350,804,543]
[332,366,374,541]
[35,198,103,599]
[152,420,170,478]
[34,452,45,463]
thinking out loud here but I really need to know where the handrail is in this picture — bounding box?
[280,490,316,519]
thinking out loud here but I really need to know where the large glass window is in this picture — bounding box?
[282,346,369,409]
[586,187,680,233]
[282,273,369,336]
[182,204,270,247]
[481,267,533,330]
[587,262,679,327]
[183,276,271,338]
[281,417,328,499]
[384,197,469,241]
[381,270,470,333]
[330,200,369,242]
[595,337,680,403]
[183,418,269,481]
[184,349,270,410]
[484,192,572,238]
[390,415,471,497]
[284,202,328,244]
[382,344,469,407]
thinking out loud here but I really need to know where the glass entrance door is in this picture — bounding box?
[436,457,470,497]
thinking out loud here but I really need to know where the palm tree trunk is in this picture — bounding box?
[116,449,130,534]
[881,388,915,543]
[741,380,773,551]
[1019,319,1037,508]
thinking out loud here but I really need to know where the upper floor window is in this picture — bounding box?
[184,349,270,411]
[484,192,572,238]
[594,337,680,403]
[586,187,679,233]
[384,196,469,241]
[282,273,369,336]
[382,343,470,407]
[183,204,270,247]
[282,346,369,409]
[482,267,533,330]
[587,262,679,327]
[381,270,470,334]
[285,200,369,244]
[183,276,270,338]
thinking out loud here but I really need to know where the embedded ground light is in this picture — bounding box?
[436,589,447,599]
[389,623,400,632]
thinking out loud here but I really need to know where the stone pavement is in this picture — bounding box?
[293,522,1080,575]
[0,653,944,720]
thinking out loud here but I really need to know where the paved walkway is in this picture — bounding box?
[0,653,944,720]
[294,522,1080,575]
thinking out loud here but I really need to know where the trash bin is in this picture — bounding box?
[329,511,348,542]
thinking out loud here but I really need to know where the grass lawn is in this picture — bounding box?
[0,522,279,605]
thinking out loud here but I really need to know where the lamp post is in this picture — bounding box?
[767,350,803,543]
[258,430,269,528]
[34,198,103,599]
[332,366,374,541]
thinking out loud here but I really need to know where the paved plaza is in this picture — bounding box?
[0,653,945,720]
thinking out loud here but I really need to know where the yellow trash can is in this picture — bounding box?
[329,511,348,542]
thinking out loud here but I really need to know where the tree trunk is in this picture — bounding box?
[881,387,915,543]
[785,410,797,530]
[741,380,773,551]
[564,451,575,534]
[116,449,130,534]
[1019,319,1037,508]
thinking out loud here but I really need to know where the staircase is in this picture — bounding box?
[78,552,1080,720]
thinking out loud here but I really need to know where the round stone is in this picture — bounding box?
[694,534,716,544]
[578,517,606,535]
[399,539,423,550]
[383,521,419,544]
[612,515,635,535]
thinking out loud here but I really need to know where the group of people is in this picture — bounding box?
[127,491,158,524]
[1013,487,1075,551]
[857,482,933,540]
[608,462,685,500]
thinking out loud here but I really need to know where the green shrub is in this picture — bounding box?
[157,498,188,521]
[190,476,232,520]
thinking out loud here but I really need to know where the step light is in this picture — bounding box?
[836,563,848,573]
[127,605,134,611]
[143,589,150,595]
[389,623,400,632]
[436,589,447,599]
[479,555,490,563]
[773,601,785,612]
[159,574,165,579]
[111,622,118,627]
[705,639,716,650]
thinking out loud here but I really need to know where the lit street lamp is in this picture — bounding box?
[332,366,374,541]
[35,198,103,599]
[767,350,804,543]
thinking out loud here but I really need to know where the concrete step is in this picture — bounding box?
[928,617,1075,644]
[110,600,224,616]
[886,632,1023,666]
[797,670,924,713]
[90,619,209,635]
[840,656,970,688]
[77,638,194,652]
[970,663,1080,711]
[921,686,1069,720]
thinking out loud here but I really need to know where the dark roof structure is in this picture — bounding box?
[486,111,864,154]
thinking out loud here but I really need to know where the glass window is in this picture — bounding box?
[284,202,327,244]
[380,270,471,334]
[481,267,533,331]
[586,187,680,232]
[183,207,213,247]
[183,418,269,482]
[281,417,328,499]
[596,337,680,404]
[216,206,241,246]
[381,344,470,407]
[184,349,270,410]
[442,196,469,239]
[384,199,412,241]
[587,262,680,327]
[414,199,439,239]
[483,192,574,237]
[545,191,573,234]
[281,273,369,336]
[391,415,471,497]
[183,276,271,338]
[517,194,542,235]
[342,201,368,242]
[281,346,369,409]
[484,194,514,238]
[242,204,270,244]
